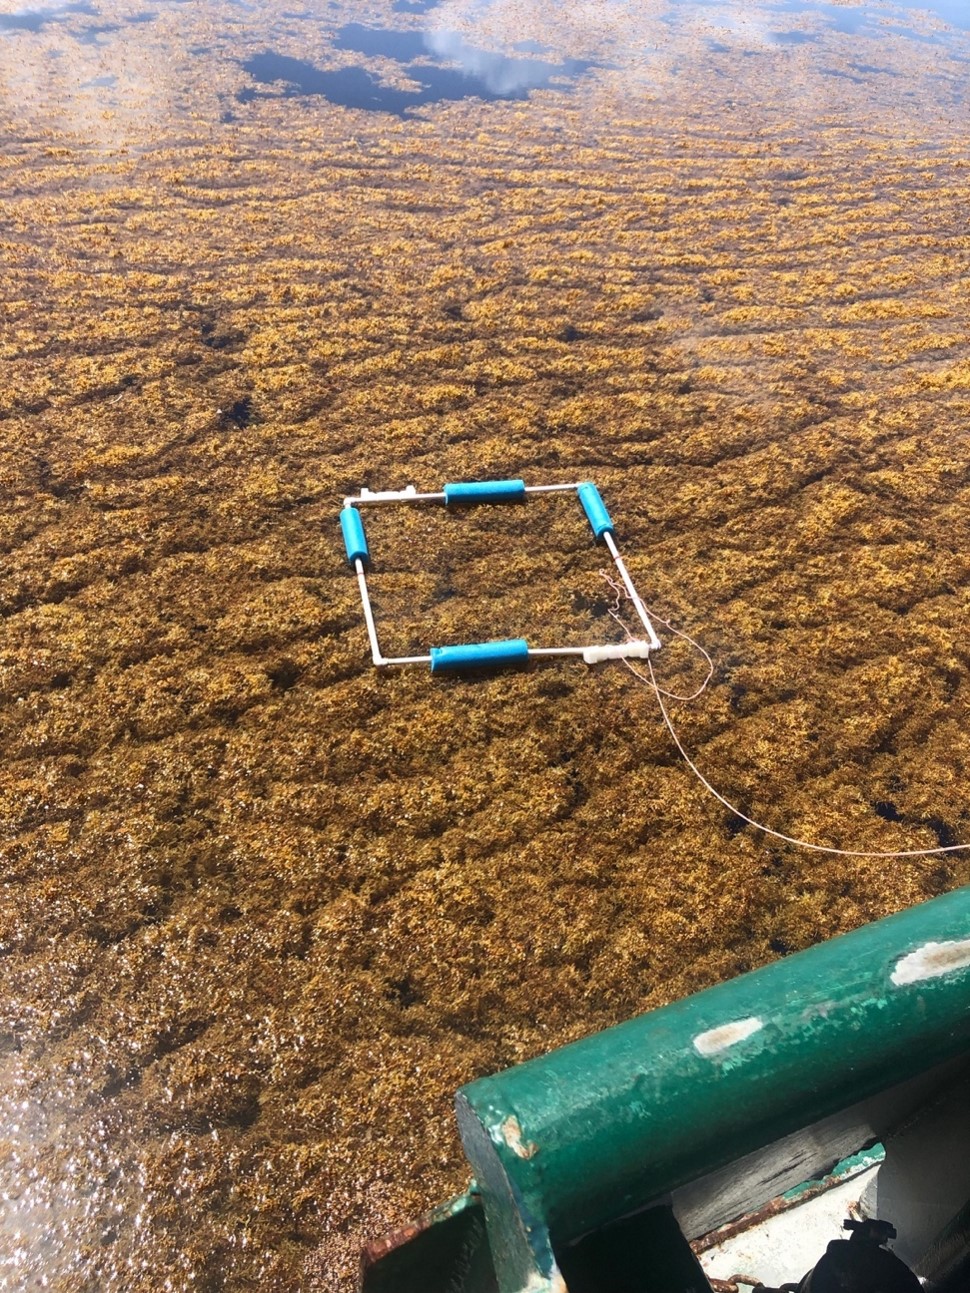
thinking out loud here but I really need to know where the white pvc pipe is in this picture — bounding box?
[603,532,662,651]
[526,646,591,657]
[356,561,386,666]
[347,490,446,507]
[529,642,656,664]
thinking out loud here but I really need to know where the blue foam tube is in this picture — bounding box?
[577,481,614,540]
[430,638,529,673]
[340,506,369,565]
[444,479,526,506]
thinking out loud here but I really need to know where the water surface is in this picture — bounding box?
[1,2,970,1291]
[239,21,597,114]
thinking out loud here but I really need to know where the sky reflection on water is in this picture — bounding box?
[226,0,970,118]
[0,0,94,33]
[239,19,597,115]
[0,0,967,125]
[662,0,970,45]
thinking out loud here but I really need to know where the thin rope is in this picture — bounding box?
[601,572,715,702]
[600,574,970,859]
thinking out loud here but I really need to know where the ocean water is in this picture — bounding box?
[1,1,969,1288]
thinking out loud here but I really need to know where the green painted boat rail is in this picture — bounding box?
[361,887,970,1293]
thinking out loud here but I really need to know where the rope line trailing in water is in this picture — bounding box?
[600,572,970,860]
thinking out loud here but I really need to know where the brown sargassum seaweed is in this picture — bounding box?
[1,1,969,1288]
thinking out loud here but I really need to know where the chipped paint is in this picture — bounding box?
[800,999,837,1024]
[693,1017,764,1057]
[501,1114,539,1159]
[522,1271,568,1293]
[891,937,970,986]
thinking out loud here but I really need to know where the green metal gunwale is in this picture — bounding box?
[455,886,970,1290]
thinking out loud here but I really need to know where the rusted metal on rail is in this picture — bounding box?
[707,1277,761,1293]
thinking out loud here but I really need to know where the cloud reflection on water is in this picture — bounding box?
[428,0,970,69]
[423,27,588,95]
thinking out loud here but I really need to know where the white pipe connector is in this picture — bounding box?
[582,641,656,665]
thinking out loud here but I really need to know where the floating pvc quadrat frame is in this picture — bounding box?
[339,478,662,673]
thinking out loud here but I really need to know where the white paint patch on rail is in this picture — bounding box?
[693,1016,764,1057]
[891,938,970,986]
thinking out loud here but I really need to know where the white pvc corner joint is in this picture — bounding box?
[582,640,655,665]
